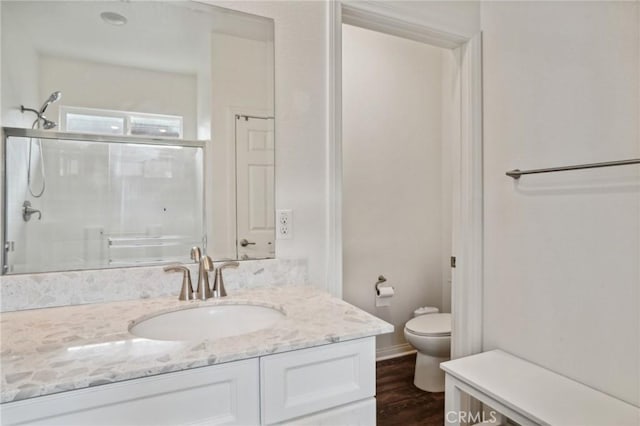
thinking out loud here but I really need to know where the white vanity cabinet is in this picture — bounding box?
[1,358,261,426]
[1,337,376,426]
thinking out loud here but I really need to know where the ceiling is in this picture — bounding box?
[2,1,274,75]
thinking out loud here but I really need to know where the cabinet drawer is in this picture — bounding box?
[1,358,260,426]
[261,337,375,424]
[277,398,376,426]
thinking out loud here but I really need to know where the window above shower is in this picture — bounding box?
[0,1,275,274]
[61,107,184,139]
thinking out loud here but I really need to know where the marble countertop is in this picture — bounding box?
[0,285,393,403]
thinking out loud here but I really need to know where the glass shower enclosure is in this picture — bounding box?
[1,127,206,274]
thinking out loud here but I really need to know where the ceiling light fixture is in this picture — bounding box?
[100,11,128,26]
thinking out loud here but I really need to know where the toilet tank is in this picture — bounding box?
[413,307,439,317]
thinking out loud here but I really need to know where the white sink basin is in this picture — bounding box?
[129,304,286,341]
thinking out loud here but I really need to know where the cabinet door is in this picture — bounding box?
[1,359,260,426]
[261,337,376,424]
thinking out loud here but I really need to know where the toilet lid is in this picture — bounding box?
[406,313,451,336]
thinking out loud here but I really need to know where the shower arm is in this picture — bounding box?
[20,106,57,130]
[20,106,41,116]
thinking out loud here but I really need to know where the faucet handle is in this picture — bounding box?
[22,201,42,221]
[163,264,194,301]
[212,261,238,298]
[218,261,239,270]
[202,255,214,271]
[190,246,202,263]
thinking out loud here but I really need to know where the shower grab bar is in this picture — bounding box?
[506,158,640,179]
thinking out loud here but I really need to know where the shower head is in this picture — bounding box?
[20,91,61,130]
[39,91,62,115]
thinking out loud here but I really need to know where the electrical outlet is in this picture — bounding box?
[276,209,292,239]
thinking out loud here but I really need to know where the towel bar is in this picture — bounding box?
[506,158,640,179]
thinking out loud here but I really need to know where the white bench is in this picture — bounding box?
[441,350,640,426]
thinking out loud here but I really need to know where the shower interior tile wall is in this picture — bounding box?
[5,140,204,273]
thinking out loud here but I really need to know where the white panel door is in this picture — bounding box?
[235,116,275,260]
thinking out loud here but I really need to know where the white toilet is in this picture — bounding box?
[403,309,451,392]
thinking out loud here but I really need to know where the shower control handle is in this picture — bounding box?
[22,201,42,222]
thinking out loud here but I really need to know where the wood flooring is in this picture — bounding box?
[376,353,445,426]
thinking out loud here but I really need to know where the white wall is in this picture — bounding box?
[0,8,38,129]
[39,56,198,139]
[342,24,451,353]
[482,1,640,405]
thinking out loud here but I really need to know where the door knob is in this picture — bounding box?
[239,238,256,247]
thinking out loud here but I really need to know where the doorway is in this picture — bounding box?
[341,23,454,358]
[328,2,483,362]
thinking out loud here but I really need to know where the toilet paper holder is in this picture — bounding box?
[375,275,394,295]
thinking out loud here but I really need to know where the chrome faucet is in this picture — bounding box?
[163,264,194,301]
[191,247,213,300]
[212,261,239,298]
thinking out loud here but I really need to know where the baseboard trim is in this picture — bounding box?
[376,343,416,361]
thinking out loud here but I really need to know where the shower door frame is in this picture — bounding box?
[327,2,484,361]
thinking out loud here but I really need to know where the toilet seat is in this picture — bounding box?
[405,313,451,337]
